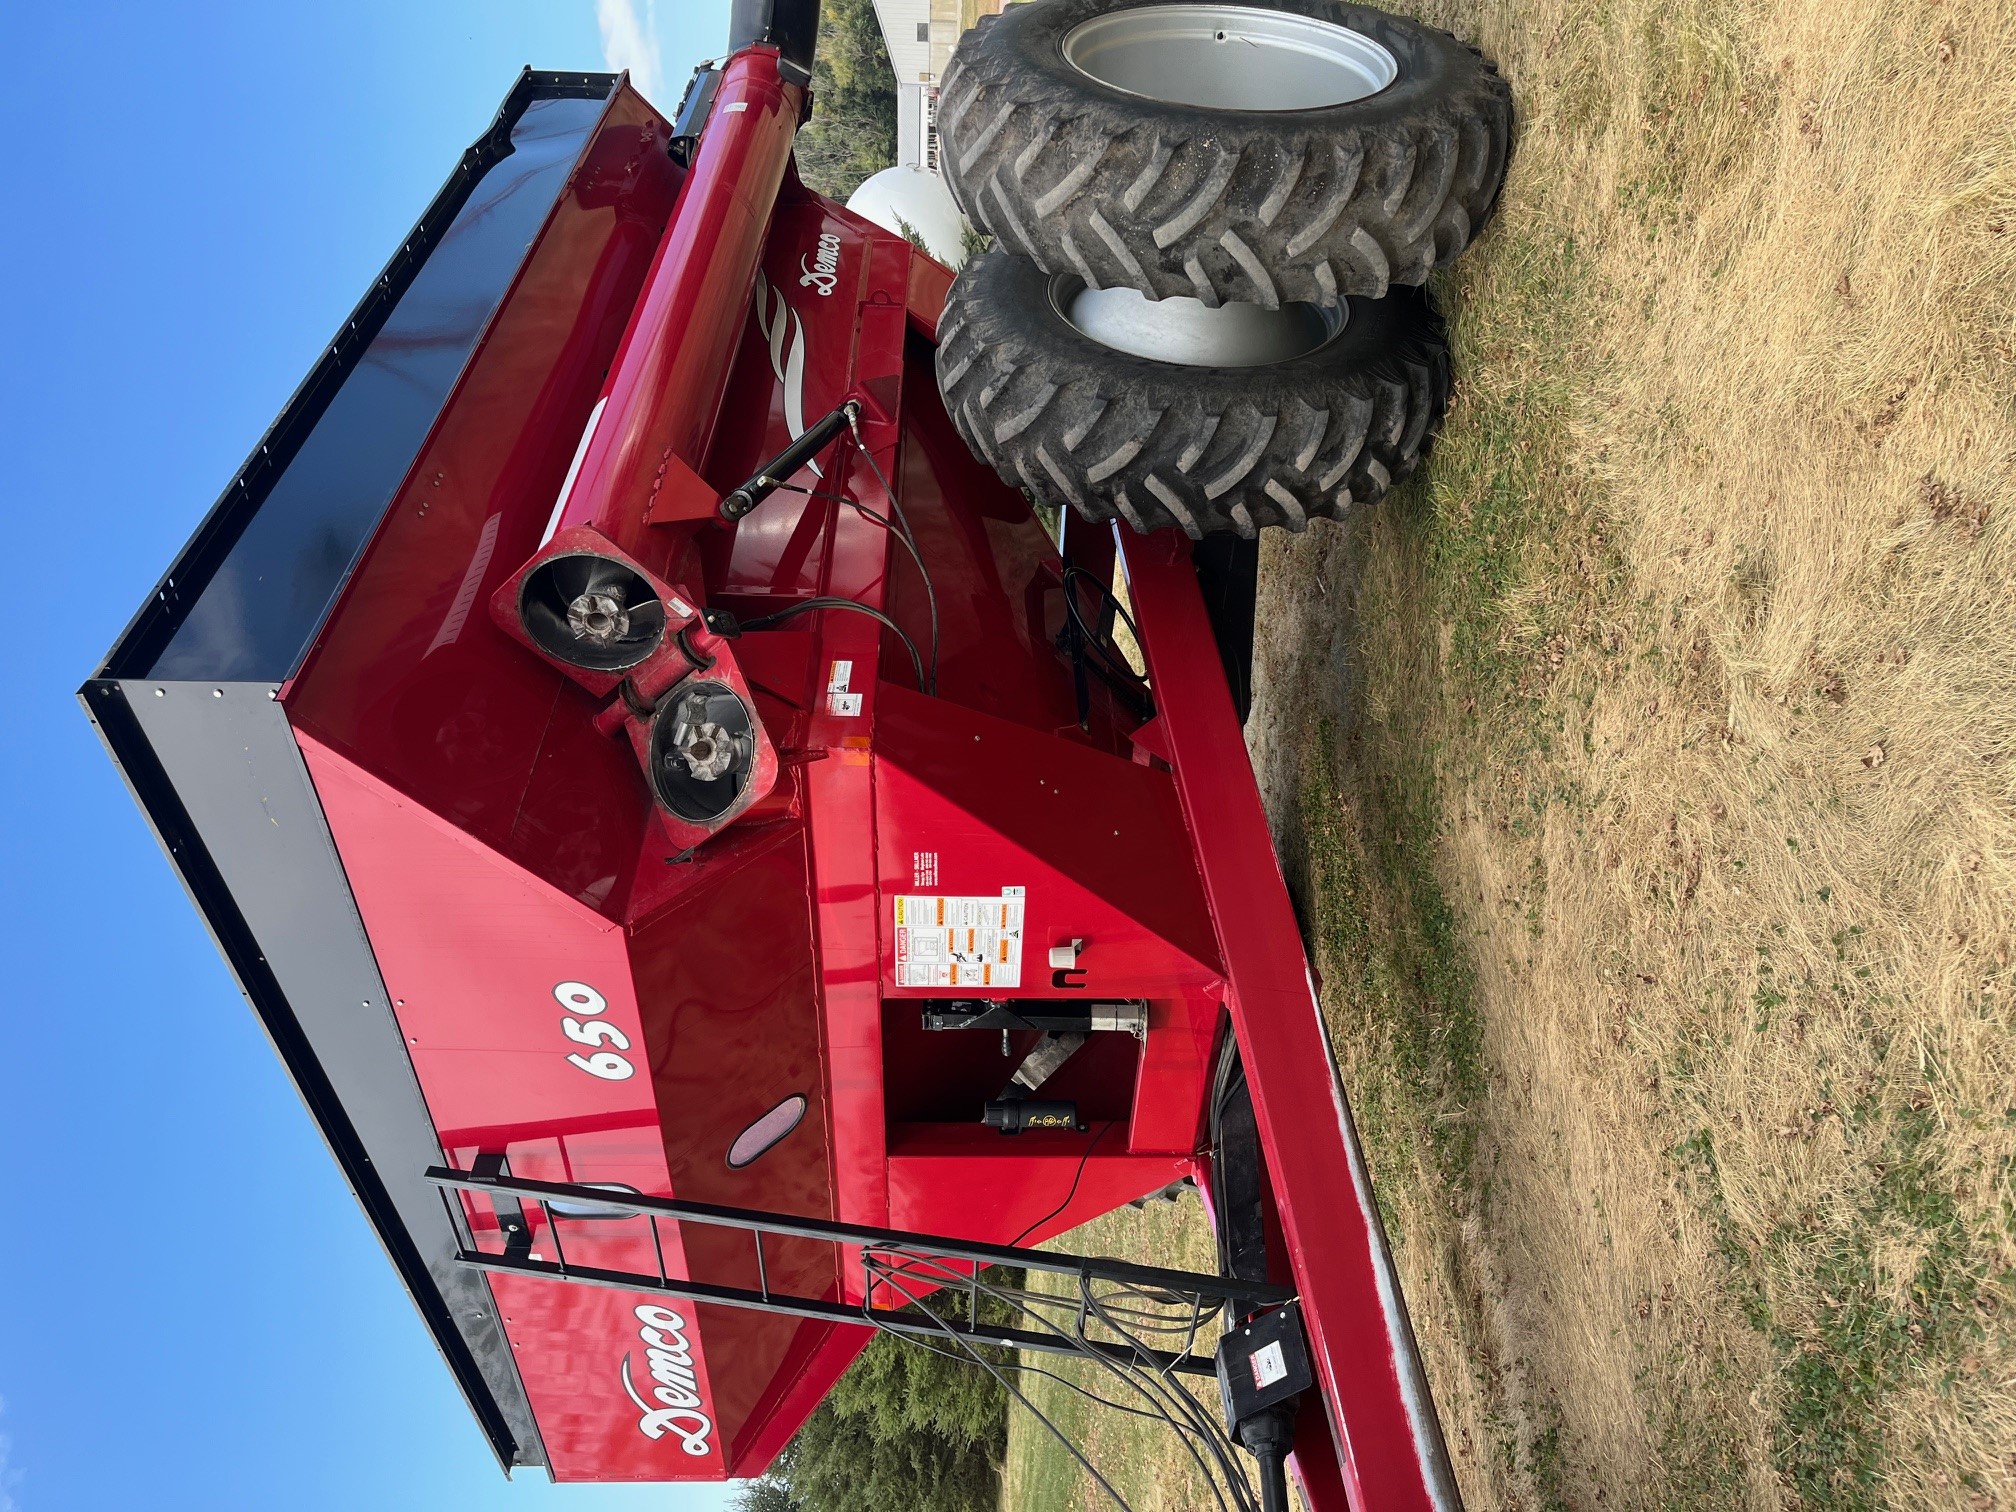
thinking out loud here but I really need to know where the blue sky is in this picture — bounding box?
[0,4,740,1508]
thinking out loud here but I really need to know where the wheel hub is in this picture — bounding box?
[1061,5,1399,112]
[1056,279,1341,367]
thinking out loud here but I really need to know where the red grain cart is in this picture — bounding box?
[84,3,1510,1506]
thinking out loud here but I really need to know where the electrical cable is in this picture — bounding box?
[1083,1287,1209,1337]
[1061,565,1145,662]
[1110,1306,1258,1495]
[861,1256,1227,1445]
[738,596,927,695]
[1058,564,1154,715]
[881,1255,1250,1512]
[862,1261,1139,1512]
[990,1266,1252,1512]
[1069,1271,1259,1509]
[1081,1294,1255,1512]
[828,1113,1275,1510]
[1010,1118,1115,1247]
[1009,1359,1195,1424]
[722,407,940,693]
[860,1250,1258,1512]
[847,407,939,696]
[766,479,937,685]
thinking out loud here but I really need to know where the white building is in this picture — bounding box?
[870,0,953,171]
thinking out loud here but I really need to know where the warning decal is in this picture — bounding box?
[1250,1340,1288,1391]
[893,887,1025,989]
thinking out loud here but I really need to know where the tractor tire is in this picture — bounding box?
[938,0,1513,308]
[937,247,1449,538]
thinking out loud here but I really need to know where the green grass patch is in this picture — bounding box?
[999,1353,1096,1512]
[1300,720,1485,1200]
[999,1202,1247,1511]
[1387,226,1626,775]
[1289,225,1616,1202]
[1670,1039,2004,1509]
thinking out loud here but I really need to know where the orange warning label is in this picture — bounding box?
[893,888,1026,988]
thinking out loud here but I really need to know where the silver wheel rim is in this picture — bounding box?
[1054,279,1342,367]
[1061,4,1398,112]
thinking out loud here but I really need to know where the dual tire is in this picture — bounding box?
[931,0,1512,537]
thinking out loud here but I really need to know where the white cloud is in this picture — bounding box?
[596,0,666,103]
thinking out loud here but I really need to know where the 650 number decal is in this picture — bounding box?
[554,981,635,1081]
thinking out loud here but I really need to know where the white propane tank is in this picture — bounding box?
[845,166,971,269]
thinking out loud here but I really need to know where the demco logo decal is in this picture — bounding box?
[752,236,841,475]
[620,1303,715,1456]
[800,231,842,296]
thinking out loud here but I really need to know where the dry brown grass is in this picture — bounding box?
[1242,0,2016,1506]
[1001,0,2014,1505]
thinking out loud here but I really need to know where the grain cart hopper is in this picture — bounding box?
[82,1,1511,1506]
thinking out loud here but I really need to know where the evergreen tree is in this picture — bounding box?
[730,1476,803,1512]
[794,0,899,199]
[754,1274,1024,1512]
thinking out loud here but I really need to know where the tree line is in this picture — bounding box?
[792,0,899,201]
[731,1285,1020,1512]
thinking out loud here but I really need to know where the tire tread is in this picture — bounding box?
[936,250,1449,538]
[939,0,1513,305]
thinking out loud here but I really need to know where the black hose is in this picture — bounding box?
[740,596,928,695]
[848,408,939,697]
[1235,1405,1297,1512]
[1259,1452,1289,1512]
